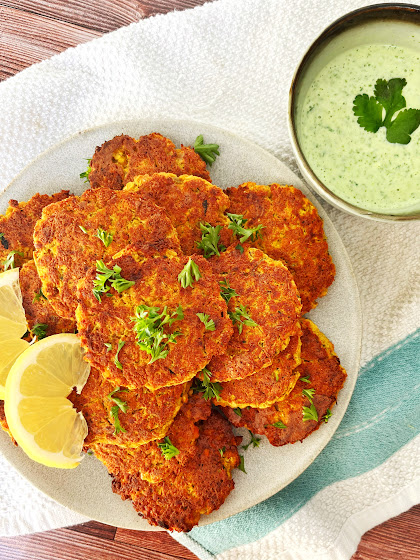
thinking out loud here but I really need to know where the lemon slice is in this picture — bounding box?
[0,268,27,343]
[4,334,91,469]
[0,338,30,399]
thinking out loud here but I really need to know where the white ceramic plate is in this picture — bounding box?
[0,119,361,530]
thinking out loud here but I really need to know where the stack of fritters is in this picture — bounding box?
[0,132,346,532]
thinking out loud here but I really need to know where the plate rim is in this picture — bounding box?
[0,117,362,530]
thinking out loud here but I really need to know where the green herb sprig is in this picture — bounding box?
[80,158,92,182]
[353,78,420,144]
[194,135,220,166]
[32,323,48,340]
[2,250,24,271]
[242,430,261,450]
[196,223,225,257]
[178,258,201,288]
[219,278,238,304]
[114,340,125,370]
[228,304,257,334]
[32,288,47,303]
[238,455,247,473]
[93,260,135,302]
[108,387,129,435]
[226,213,264,244]
[271,420,287,429]
[196,312,215,331]
[95,228,113,248]
[158,437,180,460]
[323,408,332,423]
[302,385,318,422]
[132,304,183,363]
[193,367,222,401]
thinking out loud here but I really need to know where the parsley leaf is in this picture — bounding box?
[196,312,215,331]
[194,135,220,166]
[353,78,420,144]
[2,250,24,271]
[352,94,383,133]
[233,407,242,417]
[196,222,225,257]
[93,260,134,302]
[219,447,226,457]
[114,340,125,370]
[110,405,126,435]
[193,368,222,401]
[226,213,264,244]
[158,437,180,460]
[302,388,315,402]
[80,158,92,182]
[386,108,420,145]
[132,304,183,363]
[228,304,257,334]
[32,323,48,340]
[79,225,88,234]
[32,288,47,303]
[104,342,112,352]
[242,430,261,450]
[219,278,238,304]
[108,387,129,435]
[302,403,318,422]
[238,455,247,473]
[300,376,310,383]
[95,228,113,248]
[323,408,332,423]
[271,420,287,429]
[178,258,201,288]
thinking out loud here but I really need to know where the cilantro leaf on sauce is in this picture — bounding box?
[386,108,420,145]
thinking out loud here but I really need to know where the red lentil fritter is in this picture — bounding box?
[76,247,233,391]
[19,260,76,338]
[216,329,302,409]
[33,188,181,320]
[208,245,301,383]
[0,190,71,270]
[0,401,16,445]
[107,408,241,532]
[222,319,347,446]
[88,133,210,190]
[70,368,189,448]
[226,183,335,313]
[124,173,235,255]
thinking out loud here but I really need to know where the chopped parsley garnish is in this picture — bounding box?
[114,340,125,370]
[323,408,332,423]
[219,446,226,457]
[353,78,420,144]
[226,213,264,244]
[158,437,180,460]
[2,250,24,271]
[193,367,222,401]
[271,420,287,429]
[95,228,113,248]
[236,244,244,254]
[196,312,215,331]
[196,222,225,257]
[32,323,48,340]
[302,388,315,402]
[194,135,220,166]
[80,158,92,182]
[233,407,242,417]
[132,304,183,363]
[238,455,247,473]
[92,260,135,302]
[242,430,261,450]
[107,387,129,435]
[32,288,47,303]
[219,278,238,304]
[300,376,310,383]
[302,403,318,422]
[104,342,112,352]
[178,258,201,288]
[228,304,257,334]
[79,225,88,234]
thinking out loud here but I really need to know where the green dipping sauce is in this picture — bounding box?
[297,39,420,215]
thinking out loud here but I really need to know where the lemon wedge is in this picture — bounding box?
[0,339,30,399]
[0,267,27,343]
[4,334,91,469]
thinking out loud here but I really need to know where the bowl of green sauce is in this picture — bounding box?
[289,3,420,221]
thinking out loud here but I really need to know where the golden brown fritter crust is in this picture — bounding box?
[33,188,181,319]
[208,246,301,382]
[226,183,335,313]
[109,408,241,532]
[0,401,16,445]
[216,330,302,409]
[19,260,76,338]
[124,173,235,255]
[222,319,347,446]
[89,133,210,190]
[92,393,212,482]
[70,368,189,448]
[76,248,233,391]
[0,191,71,269]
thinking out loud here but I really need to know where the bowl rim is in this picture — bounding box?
[288,2,420,222]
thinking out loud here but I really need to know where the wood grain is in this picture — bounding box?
[0,2,418,559]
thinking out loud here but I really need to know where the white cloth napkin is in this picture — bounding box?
[0,1,419,558]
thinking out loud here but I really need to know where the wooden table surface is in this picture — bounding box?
[0,2,418,559]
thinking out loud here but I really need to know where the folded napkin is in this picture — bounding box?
[0,0,418,558]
